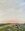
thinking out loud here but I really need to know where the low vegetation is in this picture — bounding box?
[0,23,25,31]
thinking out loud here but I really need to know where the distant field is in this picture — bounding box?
[0,23,25,31]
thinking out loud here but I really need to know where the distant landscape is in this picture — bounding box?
[0,23,25,31]
[0,0,25,31]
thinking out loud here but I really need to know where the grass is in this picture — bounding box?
[0,23,25,31]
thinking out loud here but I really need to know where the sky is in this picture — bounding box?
[0,0,25,23]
